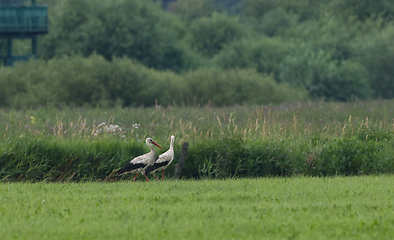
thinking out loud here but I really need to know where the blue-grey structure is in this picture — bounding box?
[0,0,48,66]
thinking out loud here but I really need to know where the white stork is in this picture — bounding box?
[145,135,175,180]
[116,138,162,182]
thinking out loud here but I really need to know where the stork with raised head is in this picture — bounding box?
[145,135,175,180]
[116,138,162,182]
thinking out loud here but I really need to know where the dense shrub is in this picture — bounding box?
[316,137,389,176]
[254,7,299,36]
[278,46,372,101]
[0,55,308,109]
[183,136,311,179]
[2,131,394,181]
[328,0,394,22]
[352,24,394,99]
[186,12,248,58]
[213,37,294,76]
[242,0,325,22]
[167,0,216,23]
[178,68,308,106]
[0,55,180,108]
[0,135,146,181]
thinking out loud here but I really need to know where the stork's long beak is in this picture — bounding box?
[152,141,162,149]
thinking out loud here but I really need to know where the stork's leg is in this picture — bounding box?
[162,169,165,180]
[133,172,138,182]
[152,172,159,181]
[143,172,150,182]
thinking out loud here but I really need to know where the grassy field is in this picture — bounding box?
[2,99,394,143]
[1,176,393,239]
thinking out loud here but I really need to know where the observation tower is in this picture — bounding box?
[0,0,48,66]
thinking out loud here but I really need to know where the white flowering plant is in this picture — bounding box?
[93,122,125,138]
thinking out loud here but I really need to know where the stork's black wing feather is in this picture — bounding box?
[145,159,170,175]
[116,162,146,176]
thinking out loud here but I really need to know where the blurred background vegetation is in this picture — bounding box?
[1,0,394,108]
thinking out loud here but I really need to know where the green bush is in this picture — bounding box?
[0,55,307,108]
[328,0,394,22]
[178,68,309,106]
[316,137,388,176]
[278,46,372,101]
[0,55,162,108]
[242,0,324,22]
[3,132,393,181]
[167,0,216,23]
[213,37,294,76]
[254,7,299,36]
[0,135,146,181]
[186,12,248,58]
[352,24,394,99]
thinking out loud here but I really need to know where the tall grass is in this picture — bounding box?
[1,100,394,181]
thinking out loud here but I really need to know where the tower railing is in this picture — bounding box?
[0,5,48,35]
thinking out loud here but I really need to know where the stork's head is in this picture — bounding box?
[170,135,175,144]
[146,138,162,149]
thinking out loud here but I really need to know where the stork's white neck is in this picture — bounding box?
[169,137,175,151]
[147,143,156,154]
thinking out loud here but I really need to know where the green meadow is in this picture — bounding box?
[1,176,393,240]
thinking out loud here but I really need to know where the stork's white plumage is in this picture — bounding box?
[116,138,162,182]
[145,135,175,180]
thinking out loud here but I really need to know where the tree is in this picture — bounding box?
[38,0,196,72]
[213,37,293,76]
[329,0,394,22]
[279,46,372,101]
[352,24,394,98]
[166,0,215,23]
[187,12,248,58]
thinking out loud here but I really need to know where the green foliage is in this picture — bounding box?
[352,24,394,99]
[0,135,145,181]
[0,55,162,108]
[284,14,378,61]
[213,37,293,76]
[254,7,299,36]
[2,0,394,103]
[187,12,248,58]
[39,0,196,72]
[242,0,327,22]
[278,46,372,101]
[329,0,394,22]
[167,0,216,23]
[242,0,279,19]
[351,126,392,142]
[184,137,309,179]
[0,56,308,108]
[178,68,308,106]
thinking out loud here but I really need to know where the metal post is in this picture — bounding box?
[7,38,12,57]
[6,38,13,66]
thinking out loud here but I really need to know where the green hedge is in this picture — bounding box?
[1,129,394,182]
